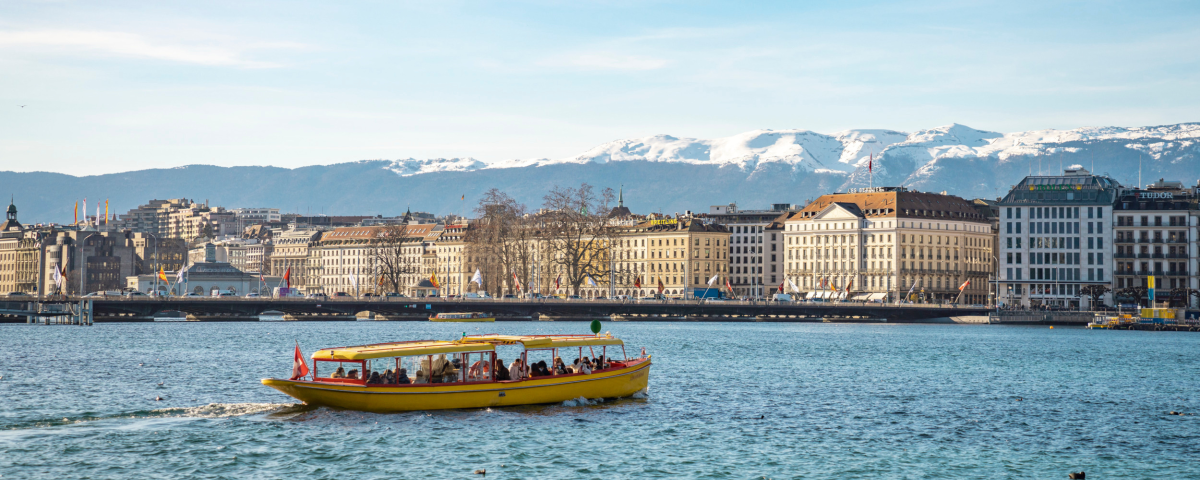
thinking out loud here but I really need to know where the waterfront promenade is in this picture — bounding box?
[13,296,994,323]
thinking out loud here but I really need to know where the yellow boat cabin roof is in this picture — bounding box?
[312,340,495,361]
[461,334,624,349]
[311,335,623,361]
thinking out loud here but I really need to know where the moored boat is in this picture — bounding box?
[262,334,650,412]
[429,312,495,322]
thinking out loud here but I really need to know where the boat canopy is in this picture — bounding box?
[312,340,495,361]
[462,334,624,349]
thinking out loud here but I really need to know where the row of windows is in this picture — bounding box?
[1006,206,1105,219]
[1005,267,1105,281]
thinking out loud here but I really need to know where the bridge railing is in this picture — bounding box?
[57,295,988,310]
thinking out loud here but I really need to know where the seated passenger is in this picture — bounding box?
[439,355,460,383]
[347,369,360,380]
[367,371,382,384]
[332,366,346,379]
[397,368,411,384]
[383,369,394,384]
[553,357,568,375]
[577,358,592,375]
[508,358,525,381]
[537,361,550,376]
[494,358,510,381]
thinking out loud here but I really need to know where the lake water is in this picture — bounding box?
[1,321,1198,478]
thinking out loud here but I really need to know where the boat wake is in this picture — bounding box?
[2,403,303,433]
[151,402,299,419]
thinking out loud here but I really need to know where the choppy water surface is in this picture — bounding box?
[1,322,1198,478]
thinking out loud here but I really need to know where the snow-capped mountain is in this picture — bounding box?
[6,122,1200,223]
[383,157,487,177]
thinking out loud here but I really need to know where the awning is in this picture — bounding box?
[313,341,494,361]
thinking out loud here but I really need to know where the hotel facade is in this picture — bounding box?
[783,187,994,304]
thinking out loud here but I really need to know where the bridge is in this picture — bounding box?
[23,297,993,323]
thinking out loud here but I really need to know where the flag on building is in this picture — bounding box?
[471,269,483,286]
[158,267,168,282]
[725,278,732,292]
[778,281,784,294]
[291,342,309,380]
[430,272,440,288]
[104,199,109,225]
[73,201,78,224]
[845,278,853,291]
[52,264,64,290]
[586,275,597,287]
[282,267,291,289]
[958,280,970,291]
[788,278,800,292]
[176,264,189,284]
[634,276,641,288]
[511,272,521,291]
[554,274,561,290]
[869,153,873,173]
[656,278,664,294]
[707,275,718,286]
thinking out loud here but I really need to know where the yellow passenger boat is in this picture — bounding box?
[429,312,495,322]
[262,334,650,412]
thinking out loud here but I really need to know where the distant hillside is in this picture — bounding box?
[4,122,1198,224]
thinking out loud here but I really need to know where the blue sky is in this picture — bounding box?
[2,0,1198,175]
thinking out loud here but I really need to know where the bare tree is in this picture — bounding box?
[466,189,532,296]
[541,183,615,296]
[373,225,421,294]
[1078,284,1110,307]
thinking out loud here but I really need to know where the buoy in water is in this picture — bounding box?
[1049,326,1054,329]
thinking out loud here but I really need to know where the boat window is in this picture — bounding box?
[411,354,463,384]
[314,360,365,384]
[464,351,494,382]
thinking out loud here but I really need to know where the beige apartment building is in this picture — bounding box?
[783,187,994,304]
[602,217,730,298]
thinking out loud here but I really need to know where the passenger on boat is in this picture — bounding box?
[332,366,346,379]
[347,369,360,380]
[494,358,510,381]
[438,354,460,383]
[508,358,525,381]
[367,371,382,384]
[397,368,411,384]
[383,369,394,384]
[577,358,592,375]
[553,357,568,375]
[530,360,548,377]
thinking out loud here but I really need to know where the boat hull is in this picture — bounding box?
[428,317,495,322]
[262,359,650,412]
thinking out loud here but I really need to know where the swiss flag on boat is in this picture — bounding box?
[291,342,309,380]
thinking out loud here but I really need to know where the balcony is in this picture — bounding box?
[1167,253,1189,259]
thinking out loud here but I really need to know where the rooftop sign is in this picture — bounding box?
[1029,185,1083,191]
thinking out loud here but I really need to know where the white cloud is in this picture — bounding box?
[0,29,292,68]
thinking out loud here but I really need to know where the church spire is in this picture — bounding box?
[618,185,624,207]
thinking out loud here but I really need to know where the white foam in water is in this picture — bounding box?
[152,403,293,419]
[632,388,650,399]
[562,396,592,407]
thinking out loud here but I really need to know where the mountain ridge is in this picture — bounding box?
[3,122,1198,224]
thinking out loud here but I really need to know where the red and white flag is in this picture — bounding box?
[512,272,522,291]
[725,278,733,292]
[868,153,873,173]
[291,342,309,380]
[283,267,291,289]
[554,274,561,290]
[958,280,970,291]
